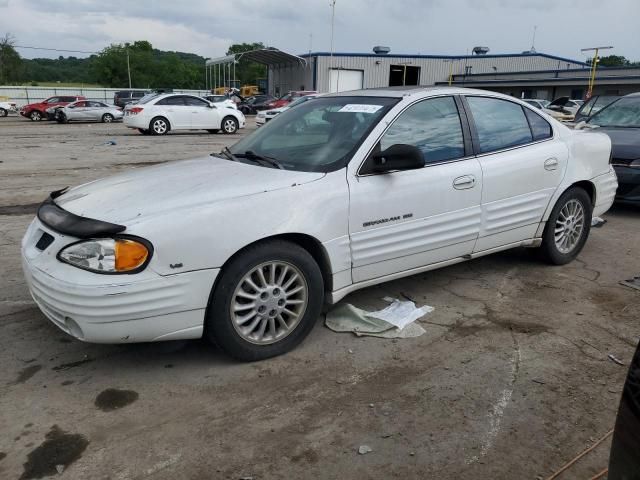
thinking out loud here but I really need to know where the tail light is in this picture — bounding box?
[129,107,144,115]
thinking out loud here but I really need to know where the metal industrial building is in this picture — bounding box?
[205,48,639,100]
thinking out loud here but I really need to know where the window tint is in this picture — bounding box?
[184,96,209,107]
[524,108,552,141]
[156,96,186,106]
[467,97,533,153]
[62,97,78,102]
[380,96,465,164]
[46,97,60,103]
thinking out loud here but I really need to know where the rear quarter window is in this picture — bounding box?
[524,108,553,141]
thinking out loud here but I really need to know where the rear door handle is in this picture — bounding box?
[544,157,559,171]
[453,175,476,190]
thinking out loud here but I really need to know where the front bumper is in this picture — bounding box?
[613,165,640,205]
[21,217,219,343]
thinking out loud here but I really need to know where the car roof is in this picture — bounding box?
[326,86,509,99]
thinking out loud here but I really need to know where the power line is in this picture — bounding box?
[14,45,99,54]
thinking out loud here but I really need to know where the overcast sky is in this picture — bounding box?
[1,0,638,62]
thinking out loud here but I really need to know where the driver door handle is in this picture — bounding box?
[453,175,476,190]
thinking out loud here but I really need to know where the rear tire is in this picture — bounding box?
[221,116,239,134]
[205,240,324,361]
[29,110,42,121]
[539,187,592,265]
[0,108,7,117]
[150,116,170,135]
[102,113,114,123]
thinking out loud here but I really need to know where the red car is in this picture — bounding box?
[267,91,317,109]
[20,95,86,121]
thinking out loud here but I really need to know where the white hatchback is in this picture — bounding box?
[123,93,245,135]
[22,87,617,361]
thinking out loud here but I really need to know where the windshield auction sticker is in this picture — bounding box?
[338,104,383,114]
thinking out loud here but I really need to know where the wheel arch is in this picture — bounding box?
[210,233,333,299]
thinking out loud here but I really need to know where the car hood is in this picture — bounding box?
[591,127,640,161]
[55,156,325,224]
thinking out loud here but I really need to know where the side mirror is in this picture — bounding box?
[370,144,424,173]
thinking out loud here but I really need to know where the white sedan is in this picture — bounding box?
[124,93,245,135]
[22,87,617,361]
[0,99,18,116]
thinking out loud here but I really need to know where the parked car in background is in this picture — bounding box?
[20,96,85,121]
[113,90,148,108]
[0,99,18,117]
[608,339,640,479]
[523,99,550,110]
[53,100,123,123]
[266,91,318,109]
[579,92,640,205]
[123,93,245,135]
[22,87,616,361]
[203,95,237,110]
[544,97,584,121]
[256,94,319,126]
[574,94,620,123]
[238,94,276,115]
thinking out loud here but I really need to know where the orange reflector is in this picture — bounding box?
[114,239,149,272]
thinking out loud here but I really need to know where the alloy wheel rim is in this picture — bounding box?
[224,119,236,133]
[153,120,167,133]
[104,115,113,123]
[32,112,40,120]
[554,199,585,254]
[230,261,308,345]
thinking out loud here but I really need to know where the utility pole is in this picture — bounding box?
[126,49,132,88]
[581,46,613,99]
[330,0,336,91]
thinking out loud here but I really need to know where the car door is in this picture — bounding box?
[185,96,219,129]
[66,101,87,120]
[155,96,192,129]
[348,95,483,283]
[463,95,568,252]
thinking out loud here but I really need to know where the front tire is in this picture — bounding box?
[102,113,114,123]
[539,187,592,265]
[206,240,324,361]
[150,116,170,135]
[221,116,239,134]
[29,110,42,121]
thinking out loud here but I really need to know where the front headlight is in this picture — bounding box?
[58,237,151,274]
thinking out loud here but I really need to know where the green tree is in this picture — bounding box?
[586,55,630,67]
[0,33,23,84]
[226,42,268,87]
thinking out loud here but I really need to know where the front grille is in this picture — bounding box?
[35,232,54,251]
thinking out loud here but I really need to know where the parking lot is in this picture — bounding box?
[0,116,638,479]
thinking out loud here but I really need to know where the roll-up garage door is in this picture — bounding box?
[329,69,364,93]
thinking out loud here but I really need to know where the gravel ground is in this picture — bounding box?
[0,115,638,480]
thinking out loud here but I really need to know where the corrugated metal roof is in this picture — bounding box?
[206,48,306,67]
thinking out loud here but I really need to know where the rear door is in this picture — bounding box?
[348,95,483,283]
[155,96,192,129]
[463,95,567,252]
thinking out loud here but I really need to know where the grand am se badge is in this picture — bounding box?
[363,213,413,228]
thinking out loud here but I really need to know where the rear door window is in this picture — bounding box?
[156,96,186,106]
[524,108,553,141]
[466,96,533,153]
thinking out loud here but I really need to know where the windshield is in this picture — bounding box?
[589,96,640,128]
[229,96,399,172]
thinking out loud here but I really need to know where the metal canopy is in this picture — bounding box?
[205,48,306,67]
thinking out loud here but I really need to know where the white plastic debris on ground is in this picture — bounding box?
[591,216,606,227]
[325,298,434,338]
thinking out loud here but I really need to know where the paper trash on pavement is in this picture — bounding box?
[325,298,434,339]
